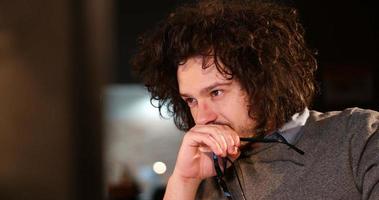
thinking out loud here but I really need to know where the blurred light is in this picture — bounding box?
[153,161,167,174]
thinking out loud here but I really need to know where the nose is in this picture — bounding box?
[193,100,217,125]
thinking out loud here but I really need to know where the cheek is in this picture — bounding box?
[233,99,254,125]
[220,100,249,121]
[189,107,197,119]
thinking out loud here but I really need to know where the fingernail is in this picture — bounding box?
[233,146,239,154]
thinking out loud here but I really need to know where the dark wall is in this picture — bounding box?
[296,1,378,111]
[115,0,378,111]
[0,0,113,199]
[114,0,185,83]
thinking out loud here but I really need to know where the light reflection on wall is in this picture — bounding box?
[104,84,183,200]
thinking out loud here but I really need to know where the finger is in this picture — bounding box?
[198,146,211,153]
[186,131,224,156]
[194,125,239,156]
[191,127,228,157]
[197,124,240,154]
[217,125,241,154]
[215,133,228,157]
[228,146,241,161]
[221,129,237,155]
[207,134,225,156]
[232,131,241,147]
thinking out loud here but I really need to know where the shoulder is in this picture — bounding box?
[303,108,379,199]
[299,107,379,152]
[303,107,379,158]
[343,107,379,135]
[309,107,379,137]
[310,107,379,121]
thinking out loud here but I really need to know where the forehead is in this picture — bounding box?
[177,56,230,93]
[177,57,228,87]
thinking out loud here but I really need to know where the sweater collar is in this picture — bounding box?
[277,107,310,144]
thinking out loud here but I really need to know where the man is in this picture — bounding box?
[132,1,379,199]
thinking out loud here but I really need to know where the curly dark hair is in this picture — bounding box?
[131,0,318,135]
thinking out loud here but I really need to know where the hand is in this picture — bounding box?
[172,124,241,181]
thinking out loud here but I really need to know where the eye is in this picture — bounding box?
[210,89,223,97]
[184,98,197,107]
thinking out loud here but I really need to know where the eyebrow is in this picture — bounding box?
[180,81,233,98]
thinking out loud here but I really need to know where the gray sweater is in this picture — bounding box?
[197,108,379,200]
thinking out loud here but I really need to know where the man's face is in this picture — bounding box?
[177,57,257,137]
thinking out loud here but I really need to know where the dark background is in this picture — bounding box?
[0,1,377,200]
[114,0,379,112]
